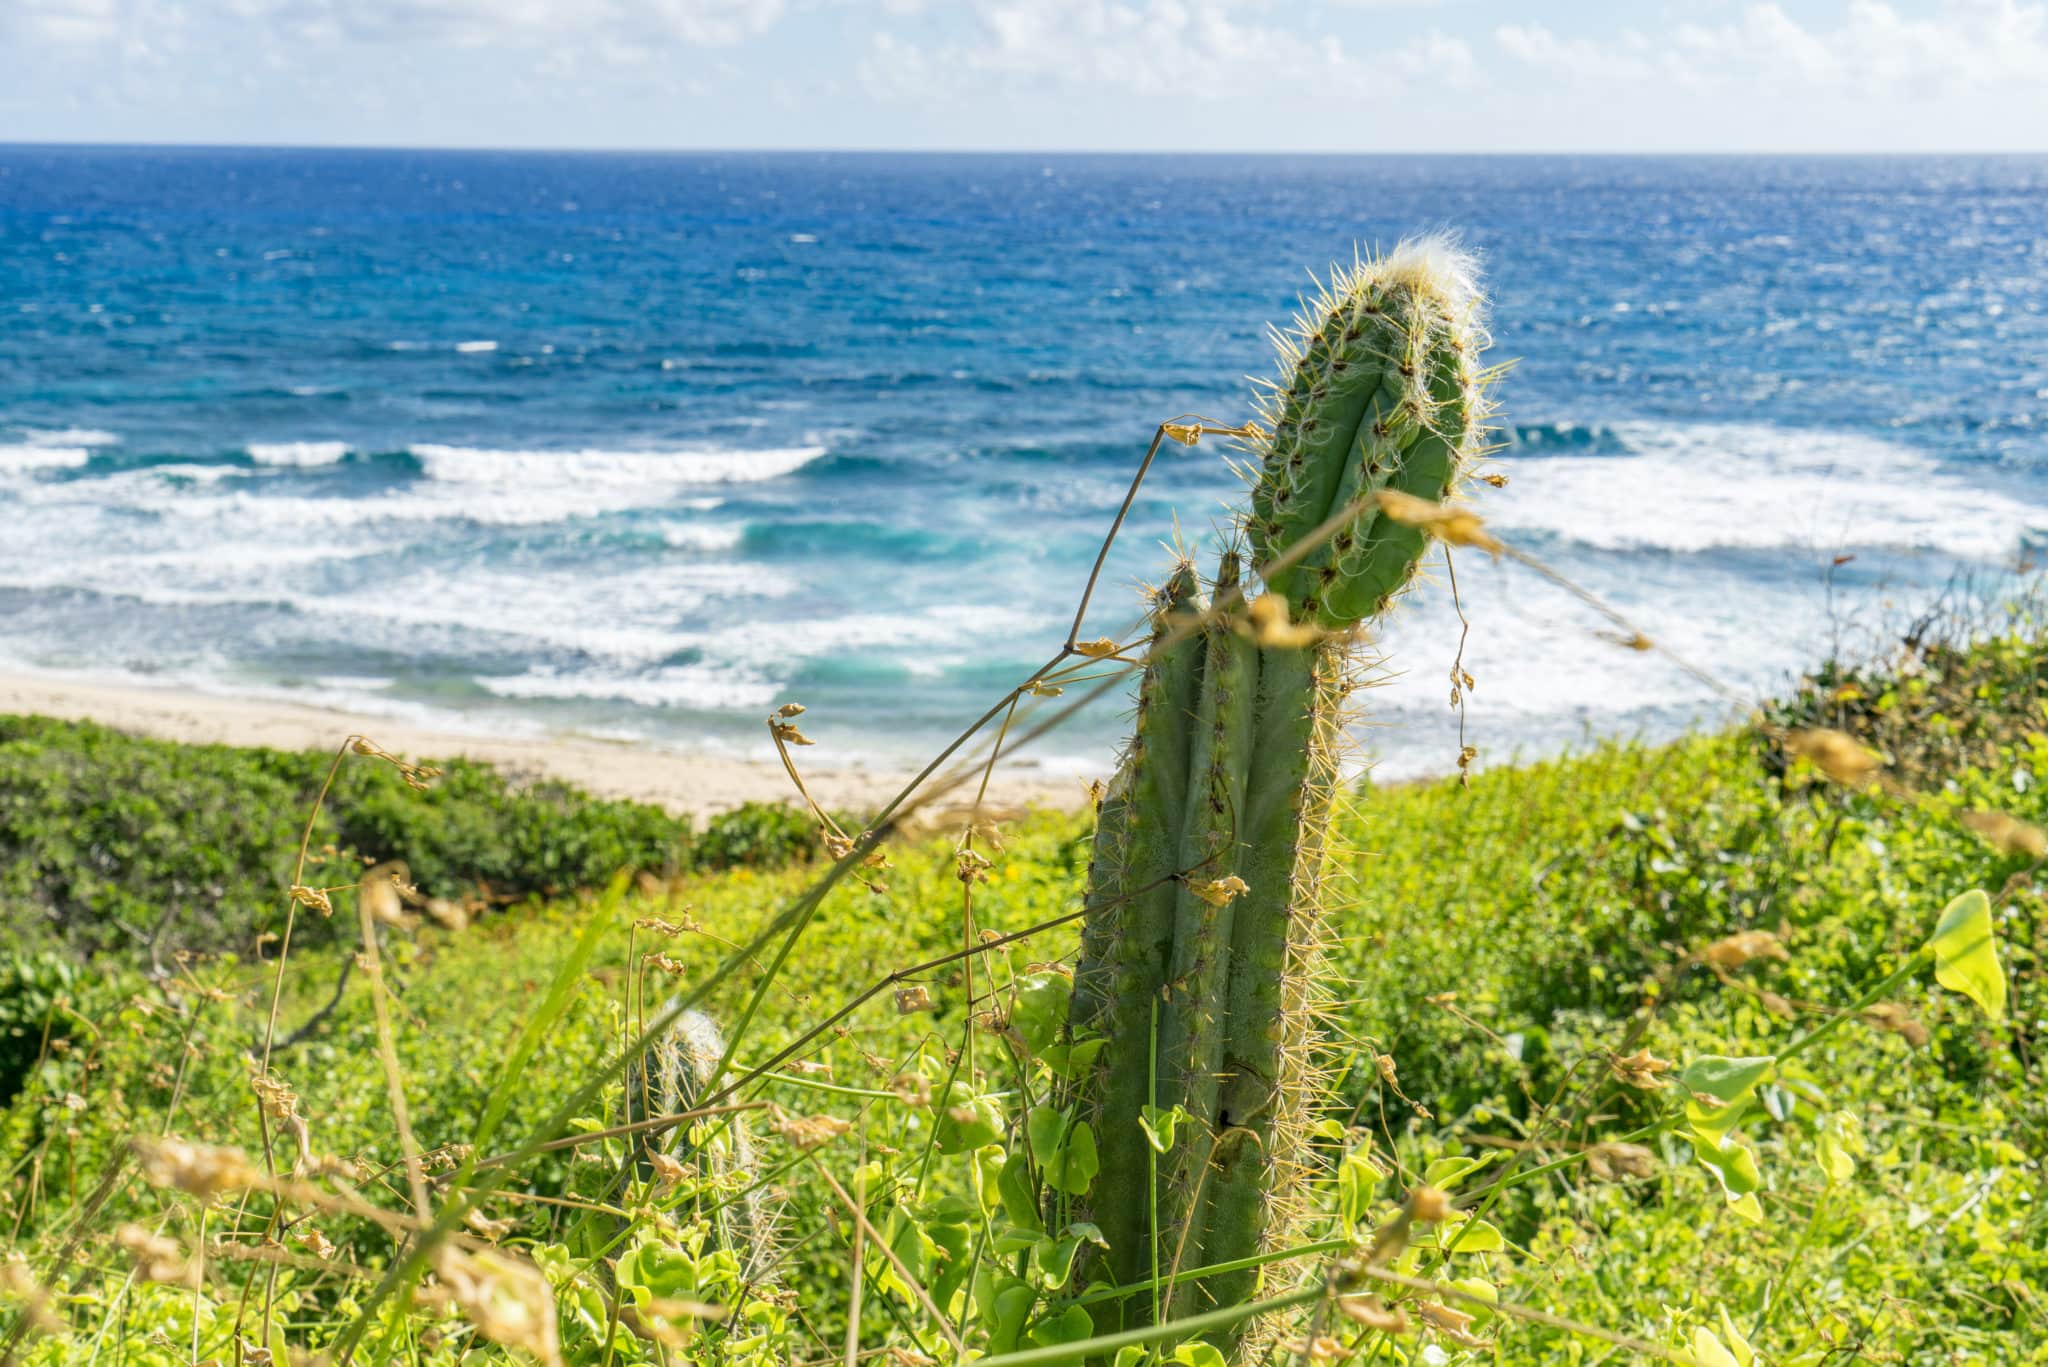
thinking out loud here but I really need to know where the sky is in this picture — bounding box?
[1,0,2045,152]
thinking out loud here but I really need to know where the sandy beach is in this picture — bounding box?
[0,670,1091,819]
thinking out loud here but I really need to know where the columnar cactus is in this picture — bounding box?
[1064,236,1490,1347]
[631,1005,781,1282]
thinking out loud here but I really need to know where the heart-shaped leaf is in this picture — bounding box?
[1929,889,2007,1019]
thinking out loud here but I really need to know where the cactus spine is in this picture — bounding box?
[630,1005,782,1283]
[1064,237,1490,1349]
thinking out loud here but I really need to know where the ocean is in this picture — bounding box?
[3,148,2045,780]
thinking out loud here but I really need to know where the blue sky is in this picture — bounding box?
[2,0,2044,151]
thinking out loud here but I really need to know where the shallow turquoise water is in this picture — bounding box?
[3,149,2044,775]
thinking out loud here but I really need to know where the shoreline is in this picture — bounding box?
[0,670,1093,819]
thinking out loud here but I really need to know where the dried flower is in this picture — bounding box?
[0,1255,60,1334]
[464,1209,517,1241]
[1861,1001,1931,1047]
[771,1109,852,1150]
[1073,637,1124,659]
[1700,929,1789,970]
[1374,489,1503,553]
[895,985,934,1014]
[287,884,334,916]
[1784,728,1883,787]
[1187,874,1249,907]
[133,1136,261,1200]
[647,1151,688,1193]
[1337,1296,1410,1333]
[116,1224,198,1287]
[1416,1300,1483,1347]
[1610,1048,1675,1091]
[1960,808,2048,859]
[1406,1185,1452,1223]
[1242,594,1325,647]
[1584,1141,1658,1181]
[427,1245,562,1367]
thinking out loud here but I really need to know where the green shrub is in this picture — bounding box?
[692,800,821,870]
[0,716,694,957]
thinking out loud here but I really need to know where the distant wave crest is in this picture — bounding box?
[408,443,825,487]
[1489,421,2045,559]
[249,440,351,466]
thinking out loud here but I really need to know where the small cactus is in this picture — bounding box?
[629,1005,782,1283]
[1064,236,1491,1349]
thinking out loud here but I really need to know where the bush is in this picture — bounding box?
[0,716,696,958]
[693,800,823,870]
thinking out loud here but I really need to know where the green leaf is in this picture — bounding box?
[1029,1304,1095,1349]
[1051,1121,1099,1197]
[1337,1149,1379,1229]
[1688,1128,1763,1206]
[995,1151,1043,1234]
[1436,1217,1505,1255]
[1422,1152,1499,1192]
[1008,972,1071,1056]
[990,1280,1036,1354]
[1717,1307,1758,1367]
[1681,1055,1775,1145]
[935,1084,1005,1154]
[1030,1234,1084,1291]
[1027,1104,1069,1169]
[473,875,623,1153]
[1139,1104,1189,1155]
[1690,1326,1742,1367]
[1929,889,2007,1019]
[1039,1037,1106,1080]
[1816,1112,1861,1186]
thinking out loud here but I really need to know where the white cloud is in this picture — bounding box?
[861,0,1476,103]
[7,0,790,49]
[1501,0,2048,97]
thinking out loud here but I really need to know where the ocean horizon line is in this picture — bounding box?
[7,140,2048,159]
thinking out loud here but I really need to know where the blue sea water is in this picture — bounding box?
[3,148,2046,778]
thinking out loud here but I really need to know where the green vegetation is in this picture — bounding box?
[0,714,823,957]
[0,623,2039,1363]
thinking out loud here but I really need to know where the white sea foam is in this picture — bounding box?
[659,523,746,552]
[455,339,499,353]
[0,444,91,472]
[19,440,823,530]
[481,663,779,711]
[1492,422,2046,560]
[249,440,350,466]
[409,443,825,488]
[21,427,119,448]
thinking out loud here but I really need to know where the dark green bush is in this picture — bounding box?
[693,801,822,870]
[0,716,694,957]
